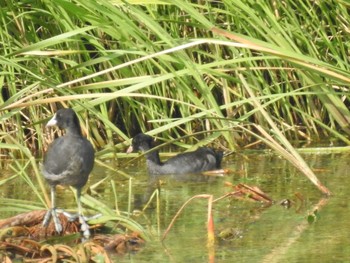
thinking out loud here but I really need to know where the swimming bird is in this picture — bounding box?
[42,108,94,238]
[127,133,223,175]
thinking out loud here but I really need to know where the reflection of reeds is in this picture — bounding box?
[163,194,217,262]
[262,197,329,263]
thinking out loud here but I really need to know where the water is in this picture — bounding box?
[1,151,350,262]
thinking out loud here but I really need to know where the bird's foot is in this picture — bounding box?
[79,215,90,239]
[61,211,102,222]
[42,208,63,234]
[60,211,102,239]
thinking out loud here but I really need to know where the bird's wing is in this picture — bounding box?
[42,137,92,187]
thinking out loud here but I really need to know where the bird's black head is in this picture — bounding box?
[46,108,82,135]
[127,133,154,153]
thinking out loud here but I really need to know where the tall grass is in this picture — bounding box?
[0,0,349,194]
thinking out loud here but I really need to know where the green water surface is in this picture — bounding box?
[1,151,349,262]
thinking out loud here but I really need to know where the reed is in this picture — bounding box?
[0,0,348,195]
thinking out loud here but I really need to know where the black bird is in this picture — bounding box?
[42,108,95,238]
[127,133,223,175]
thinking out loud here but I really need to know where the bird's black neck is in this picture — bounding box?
[66,124,83,137]
[145,150,162,165]
[138,143,162,165]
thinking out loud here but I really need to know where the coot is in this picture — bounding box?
[42,108,94,238]
[127,133,223,175]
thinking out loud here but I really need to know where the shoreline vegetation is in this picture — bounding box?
[1,0,348,193]
[0,0,350,223]
[0,0,349,260]
[1,1,350,154]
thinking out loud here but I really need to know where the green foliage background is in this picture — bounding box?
[0,0,347,243]
[1,0,350,158]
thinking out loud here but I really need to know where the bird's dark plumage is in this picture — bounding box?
[42,108,94,238]
[127,133,223,175]
[43,108,94,188]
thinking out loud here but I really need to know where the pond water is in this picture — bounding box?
[1,150,350,262]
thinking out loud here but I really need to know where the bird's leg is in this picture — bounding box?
[43,186,63,233]
[42,208,52,226]
[59,188,101,239]
[76,188,90,239]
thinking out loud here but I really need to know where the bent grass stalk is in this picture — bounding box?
[162,194,215,247]
[239,74,330,195]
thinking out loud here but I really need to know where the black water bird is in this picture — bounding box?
[127,133,223,175]
[42,108,94,238]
